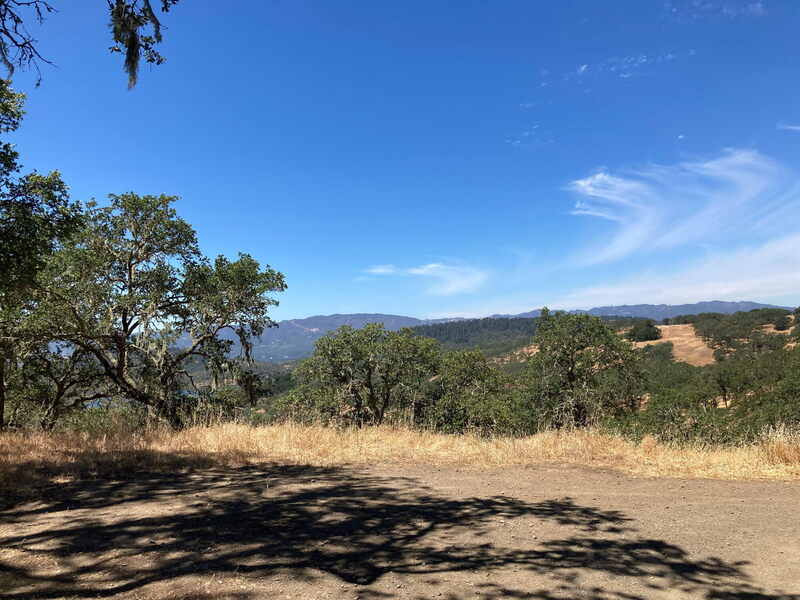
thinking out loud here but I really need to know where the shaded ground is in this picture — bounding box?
[1,459,798,599]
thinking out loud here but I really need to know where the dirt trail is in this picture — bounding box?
[1,462,798,599]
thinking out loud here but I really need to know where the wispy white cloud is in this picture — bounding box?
[666,1,767,21]
[605,49,696,78]
[567,148,797,264]
[408,263,488,296]
[505,125,553,147]
[365,264,397,274]
[722,1,768,17]
[777,123,800,132]
[558,233,800,308]
[366,262,488,296]
[425,230,800,318]
[421,148,800,318]
[558,49,696,87]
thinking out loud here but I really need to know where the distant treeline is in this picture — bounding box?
[411,315,663,355]
[412,318,538,355]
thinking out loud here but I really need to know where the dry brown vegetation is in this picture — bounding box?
[2,423,800,505]
[634,323,716,366]
[494,323,719,367]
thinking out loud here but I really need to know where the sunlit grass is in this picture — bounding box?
[2,422,799,501]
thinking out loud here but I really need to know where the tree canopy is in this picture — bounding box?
[520,308,643,428]
[289,324,440,427]
[34,192,285,428]
[0,0,181,86]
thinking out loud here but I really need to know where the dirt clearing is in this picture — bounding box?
[1,460,798,600]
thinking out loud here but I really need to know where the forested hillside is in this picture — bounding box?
[179,303,794,363]
[277,308,800,443]
[412,317,538,355]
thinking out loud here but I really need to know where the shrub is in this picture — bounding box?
[608,390,733,444]
[419,350,512,435]
[518,309,644,430]
[626,319,662,342]
[286,324,440,426]
[774,315,792,331]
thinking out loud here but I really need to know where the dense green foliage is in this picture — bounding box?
[0,80,285,430]
[413,317,537,355]
[284,311,645,435]
[418,350,512,434]
[516,309,643,429]
[280,323,517,432]
[281,324,440,427]
[625,319,662,342]
[608,338,800,443]
[413,315,667,355]
[280,308,800,443]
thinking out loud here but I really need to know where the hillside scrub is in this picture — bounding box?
[9,305,800,449]
[672,308,793,353]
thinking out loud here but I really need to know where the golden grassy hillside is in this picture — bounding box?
[634,324,716,366]
[494,323,716,367]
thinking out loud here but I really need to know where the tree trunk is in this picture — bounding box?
[157,396,185,431]
[0,354,5,431]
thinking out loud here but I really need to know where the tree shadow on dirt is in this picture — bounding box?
[0,455,797,600]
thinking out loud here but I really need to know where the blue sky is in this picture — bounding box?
[8,0,800,319]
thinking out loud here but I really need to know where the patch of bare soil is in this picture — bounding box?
[491,344,537,365]
[1,462,798,599]
[635,324,716,366]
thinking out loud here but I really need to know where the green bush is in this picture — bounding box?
[606,390,733,444]
[419,350,512,435]
[774,315,792,331]
[731,357,800,437]
[517,309,644,430]
[626,319,662,342]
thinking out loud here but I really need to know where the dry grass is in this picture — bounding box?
[634,324,716,366]
[2,423,800,499]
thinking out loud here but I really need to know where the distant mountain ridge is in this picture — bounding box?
[244,301,791,362]
[249,314,426,362]
[577,301,790,320]
[492,300,790,320]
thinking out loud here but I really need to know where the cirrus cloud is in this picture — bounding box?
[567,148,797,264]
[365,262,488,296]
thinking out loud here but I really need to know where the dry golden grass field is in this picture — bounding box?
[634,324,717,366]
